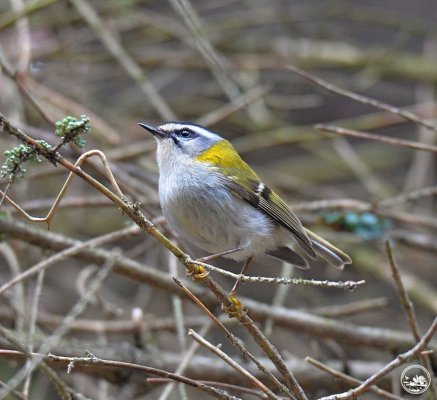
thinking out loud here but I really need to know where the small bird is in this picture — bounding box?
[139,121,351,273]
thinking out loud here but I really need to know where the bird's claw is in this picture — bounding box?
[187,264,209,281]
[222,295,246,318]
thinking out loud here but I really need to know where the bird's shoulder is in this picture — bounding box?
[195,139,260,180]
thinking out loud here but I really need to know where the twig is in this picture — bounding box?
[168,0,241,101]
[9,0,31,73]
[0,217,435,352]
[149,378,282,400]
[189,329,280,400]
[378,185,437,207]
[316,124,437,153]
[0,350,242,400]
[23,269,45,397]
[1,149,123,229]
[331,137,391,198]
[0,326,71,400]
[291,197,437,230]
[385,241,421,341]
[0,380,26,400]
[69,0,175,120]
[318,317,437,399]
[0,225,139,296]
[158,321,212,400]
[0,243,25,333]
[263,262,294,337]
[288,65,437,133]
[403,39,437,196]
[175,279,293,399]
[0,254,117,398]
[0,53,55,125]
[191,261,365,290]
[0,0,60,30]
[25,77,120,145]
[0,113,307,400]
[159,250,189,400]
[308,297,388,318]
[306,357,403,400]
[385,240,437,396]
[196,85,271,127]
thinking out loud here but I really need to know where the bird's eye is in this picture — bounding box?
[177,129,193,139]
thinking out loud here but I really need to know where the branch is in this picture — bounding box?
[319,317,437,399]
[1,217,436,352]
[288,65,437,133]
[316,124,437,153]
[0,350,243,400]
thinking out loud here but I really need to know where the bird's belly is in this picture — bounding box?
[161,183,278,259]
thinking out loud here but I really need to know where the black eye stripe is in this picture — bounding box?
[171,136,182,148]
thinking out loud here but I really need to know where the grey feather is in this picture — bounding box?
[267,247,309,269]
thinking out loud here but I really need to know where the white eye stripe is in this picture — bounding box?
[159,122,223,141]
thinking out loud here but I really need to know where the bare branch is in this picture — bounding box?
[316,124,437,153]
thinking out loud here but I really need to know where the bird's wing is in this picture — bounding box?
[221,169,316,259]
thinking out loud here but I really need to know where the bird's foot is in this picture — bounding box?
[186,262,209,281]
[222,294,246,318]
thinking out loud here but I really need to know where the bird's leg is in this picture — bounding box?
[189,247,244,280]
[196,247,243,262]
[230,255,253,297]
[224,256,253,317]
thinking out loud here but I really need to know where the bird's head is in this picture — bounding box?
[139,121,252,180]
[139,121,224,159]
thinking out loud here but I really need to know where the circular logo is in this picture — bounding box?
[401,365,431,395]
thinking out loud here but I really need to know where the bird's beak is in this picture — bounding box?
[138,123,167,138]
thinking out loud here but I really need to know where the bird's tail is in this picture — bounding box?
[304,228,352,269]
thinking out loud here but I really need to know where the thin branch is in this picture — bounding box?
[175,279,293,399]
[0,225,139,296]
[0,217,435,352]
[308,297,388,318]
[159,249,189,400]
[196,85,271,127]
[158,321,212,400]
[316,124,437,153]
[306,357,403,400]
[385,241,421,341]
[0,350,242,400]
[0,0,60,30]
[378,185,437,207]
[168,0,241,101]
[318,317,437,399]
[23,269,45,397]
[263,262,294,337]
[69,0,176,120]
[189,329,279,400]
[148,378,281,400]
[191,261,365,290]
[0,325,71,400]
[0,254,117,398]
[0,112,307,400]
[385,240,437,396]
[288,65,437,133]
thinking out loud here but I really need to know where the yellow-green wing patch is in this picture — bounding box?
[223,173,316,259]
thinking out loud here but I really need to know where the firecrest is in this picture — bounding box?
[139,121,351,270]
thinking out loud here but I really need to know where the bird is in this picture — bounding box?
[139,121,351,276]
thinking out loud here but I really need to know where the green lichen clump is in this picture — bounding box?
[1,140,52,180]
[55,115,91,148]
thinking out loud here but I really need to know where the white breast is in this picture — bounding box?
[158,156,282,260]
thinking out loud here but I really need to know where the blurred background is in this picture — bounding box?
[0,0,436,398]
